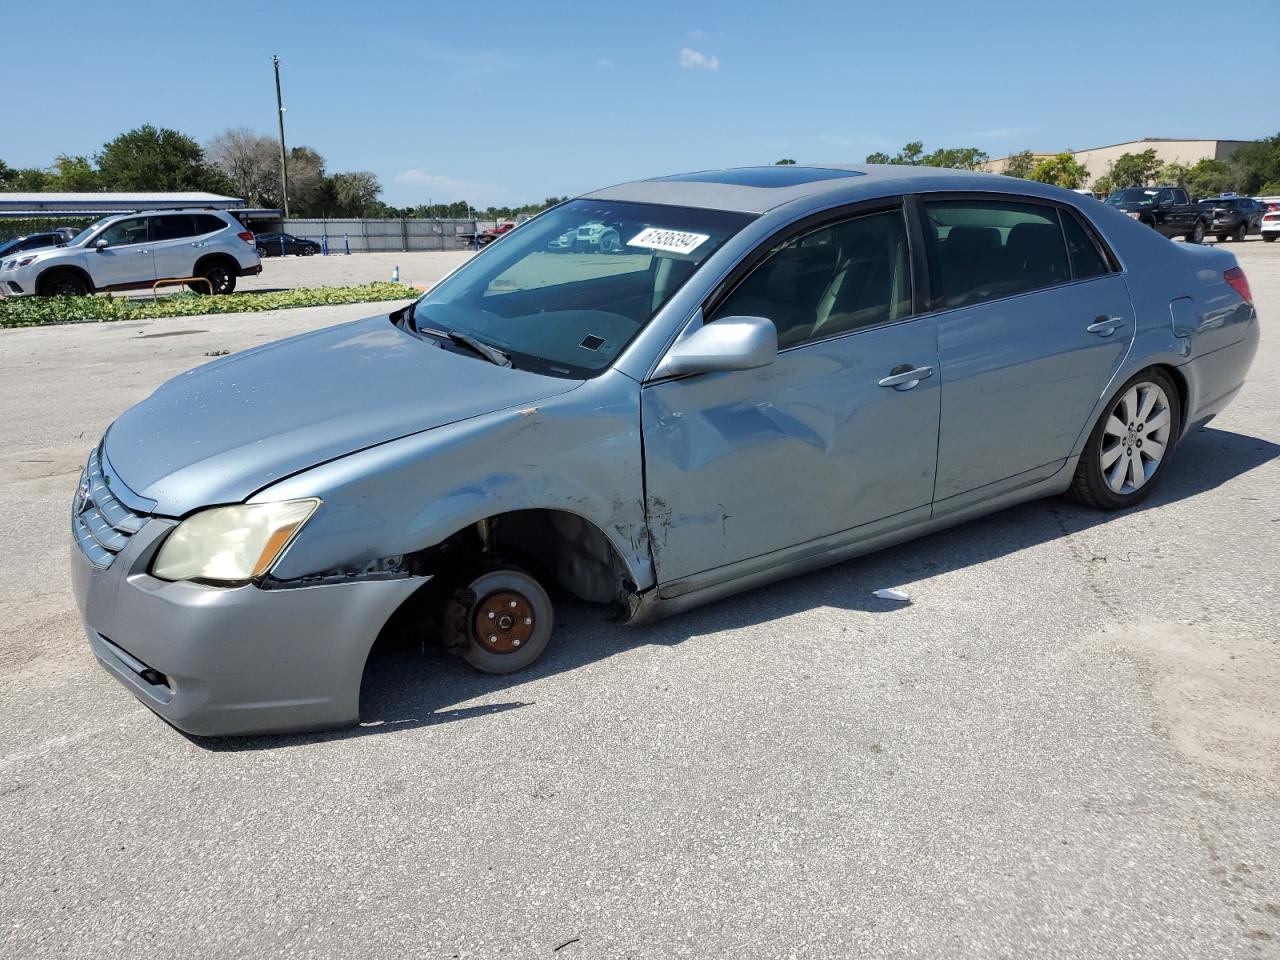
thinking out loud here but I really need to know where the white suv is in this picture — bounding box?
[0,209,262,297]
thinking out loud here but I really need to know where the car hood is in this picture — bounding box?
[104,315,582,516]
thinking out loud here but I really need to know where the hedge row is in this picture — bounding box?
[0,282,419,328]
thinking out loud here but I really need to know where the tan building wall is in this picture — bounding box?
[1071,139,1251,183]
[981,138,1252,184]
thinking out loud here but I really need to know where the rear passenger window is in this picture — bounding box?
[711,207,912,348]
[193,215,226,235]
[150,215,197,242]
[1061,210,1111,280]
[923,199,1069,309]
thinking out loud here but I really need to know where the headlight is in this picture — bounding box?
[16,256,37,267]
[152,498,319,583]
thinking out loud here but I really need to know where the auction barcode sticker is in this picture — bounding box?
[627,227,709,256]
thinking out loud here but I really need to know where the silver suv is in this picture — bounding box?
[0,208,261,297]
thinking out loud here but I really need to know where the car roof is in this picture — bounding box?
[582,163,1058,214]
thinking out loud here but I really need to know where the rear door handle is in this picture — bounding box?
[878,364,934,390]
[1087,316,1124,336]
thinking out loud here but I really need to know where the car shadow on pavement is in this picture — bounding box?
[192,426,1277,752]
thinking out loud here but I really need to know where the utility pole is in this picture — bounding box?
[272,54,290,218]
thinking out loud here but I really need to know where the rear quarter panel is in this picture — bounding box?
[1075,201,1259,446]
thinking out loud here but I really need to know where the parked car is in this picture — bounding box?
[255,232,321,257]
[71,165,1258,735]
[0,209,261,297]
[1263,207,1280,242]
[1104,186,1208,242]
[548,219,623,253]
[1198,195,1265,242]
[0,231,70,260]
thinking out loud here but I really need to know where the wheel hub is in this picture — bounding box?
[472,590,536,654]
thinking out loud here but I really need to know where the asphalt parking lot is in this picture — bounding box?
[0,242,1277,958]
[238,249,473,293]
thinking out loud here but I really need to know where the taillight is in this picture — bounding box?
[1224,267,1252,305]
[238,231,255,244]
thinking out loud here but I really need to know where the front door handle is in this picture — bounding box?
[878,364,934,390]
[1087,315,1125,336]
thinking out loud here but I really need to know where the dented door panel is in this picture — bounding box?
[640,317,941,586]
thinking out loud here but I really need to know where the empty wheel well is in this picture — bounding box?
[366,509,640,669]
[453,509,637,606]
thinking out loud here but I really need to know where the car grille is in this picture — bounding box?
[72,447,149,569]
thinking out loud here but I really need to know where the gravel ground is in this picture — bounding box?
[0,241,1276,959]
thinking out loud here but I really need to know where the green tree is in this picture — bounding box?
[864,141,984,168]
[774,158,796,165]
[0,158,14,189]
[920,146,989,170]
[1226,134,1280,194]
[326,171,382,216]
[1002,150,1036,179]
[1157,161,1190,188]
[1182,159,1235,198]
[1259,179,1280,196]
[96,125,232,193]
[1106,149,1162,188]
[1027,153,1090,189]
[5,167,53,191]
[1093,175,1115,197]
[49,154,101,191]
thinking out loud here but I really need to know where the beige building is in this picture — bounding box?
[981,138,1253,183]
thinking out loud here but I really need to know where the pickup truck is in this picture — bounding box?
[457,222,517,249]
[1104,186,1208,243]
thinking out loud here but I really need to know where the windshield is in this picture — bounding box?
[411,199,754,378]
[68,216,114,247]
[1105,189,1158,207]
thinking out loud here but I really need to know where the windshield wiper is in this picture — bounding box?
[401,303,511,367]
[418,324,511,367]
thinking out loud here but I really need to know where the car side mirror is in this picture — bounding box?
[653,315,778,379]
[93,238,109,251]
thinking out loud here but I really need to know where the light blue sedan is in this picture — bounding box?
[71,164,1259,735]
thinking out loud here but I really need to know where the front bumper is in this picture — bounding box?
[0,264,37,297]
[71,517,425,737]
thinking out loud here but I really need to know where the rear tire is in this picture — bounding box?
[37,270,88,297]
[1066,368,1181,511]
[1265,234,1277,243]
[195,261,236,295]
[1187,220,1206,244]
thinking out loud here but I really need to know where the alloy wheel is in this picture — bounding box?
[1099,381,1172,495]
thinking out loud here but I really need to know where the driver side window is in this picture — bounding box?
[709,207,912,348]
[98,217,149,247]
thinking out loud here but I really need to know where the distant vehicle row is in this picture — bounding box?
[1104,188,1278,243]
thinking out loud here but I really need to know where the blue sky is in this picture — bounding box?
[3,0,1277,207]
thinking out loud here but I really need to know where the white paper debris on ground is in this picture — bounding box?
[872,588,911,602]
